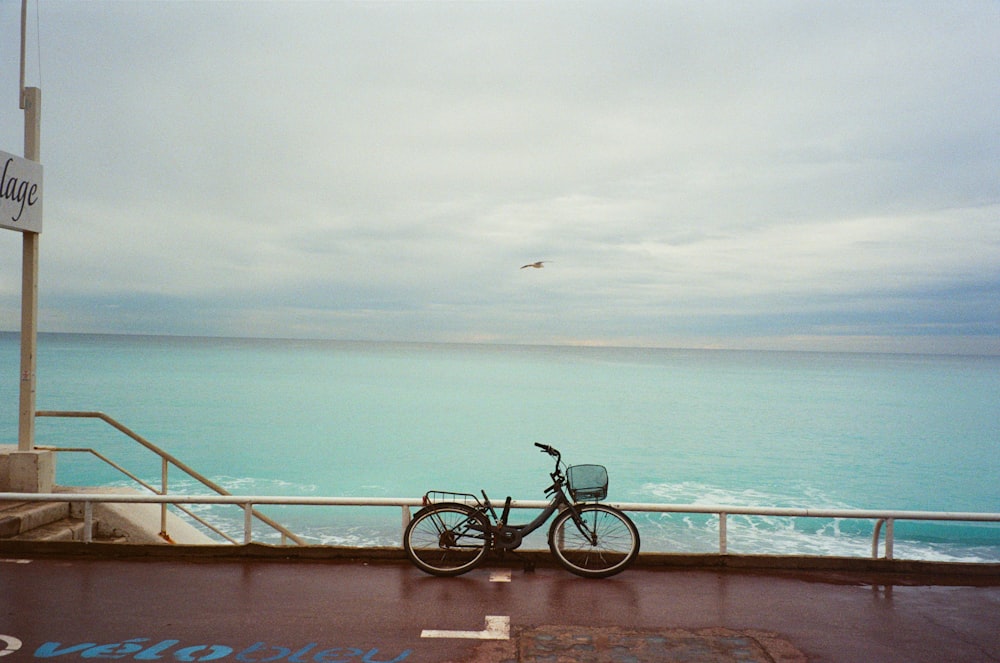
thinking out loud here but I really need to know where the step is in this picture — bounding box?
[9,517,96,542]
[4,516,124,543]
[0,501,70,538]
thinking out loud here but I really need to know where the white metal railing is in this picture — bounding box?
[3,492,999,561]
[34,410,305,545]
[614,502,1000,560]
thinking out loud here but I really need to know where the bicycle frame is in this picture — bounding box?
[478,464,595,552]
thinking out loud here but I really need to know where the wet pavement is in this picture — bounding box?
[2,555,999,662]
[513,625,805,662]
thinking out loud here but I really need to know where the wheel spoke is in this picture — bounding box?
[549,505,639,578]
[404,504,490,576]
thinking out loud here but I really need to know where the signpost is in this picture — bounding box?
[2,0,46,491]
[13,87,42,457]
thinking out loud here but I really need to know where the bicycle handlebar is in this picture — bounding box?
[534,442,558,456]
[535,443,563,477]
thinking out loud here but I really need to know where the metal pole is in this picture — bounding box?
[83,501,93,543]
[18,86,40,452]
[872,519,884,558]
[19,0,27,109]
[401,505,411,544]
[244,502,254,544]
[160,457,168,537]
[719,512,728,554]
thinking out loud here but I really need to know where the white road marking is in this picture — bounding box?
[421,615,510,640]
[489,569,512,582]
[0,559,31,564]
[0,634,23,657]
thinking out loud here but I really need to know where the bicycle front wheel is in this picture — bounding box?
[548,504,640,578]
[404,503,491,577]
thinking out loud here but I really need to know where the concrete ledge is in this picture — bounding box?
[0,542,997,586]
[0,447,55,492]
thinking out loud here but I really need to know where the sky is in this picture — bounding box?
[0,1,998,354]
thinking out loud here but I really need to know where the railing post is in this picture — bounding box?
[83,501,93,544]
[719,512,728,554]
[244,501,254,545]
[401,505,411,544]
[872,518,896,560]
[160,457,169,538]
[872,519,884,558]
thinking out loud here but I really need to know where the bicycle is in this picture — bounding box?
[403,443,640,578]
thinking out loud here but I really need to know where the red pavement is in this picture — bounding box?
[2,555,999,662]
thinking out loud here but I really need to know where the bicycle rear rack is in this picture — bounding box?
[422,490,482,507]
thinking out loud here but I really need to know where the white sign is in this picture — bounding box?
[0,149,43,233]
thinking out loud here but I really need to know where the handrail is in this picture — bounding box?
[609,501,1000,560]
[30,446,240,544]
[4,492,999,560]
[34,410,305,545]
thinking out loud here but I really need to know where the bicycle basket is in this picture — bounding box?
[566,464,608,502]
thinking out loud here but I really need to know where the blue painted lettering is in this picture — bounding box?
[172,645,233,661]
[26,635,412,661]
[134,640,181,660]
[34,642,96,657]
[80,639,149,659]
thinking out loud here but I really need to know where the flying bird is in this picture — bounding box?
[520,261,548,269]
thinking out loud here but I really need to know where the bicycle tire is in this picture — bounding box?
[404,503,491,577]
[548,504,640,578]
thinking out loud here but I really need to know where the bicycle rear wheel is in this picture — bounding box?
[404,503,491,576]
[548,504,640,578]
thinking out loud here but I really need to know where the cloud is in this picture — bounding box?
[0,1,997,353]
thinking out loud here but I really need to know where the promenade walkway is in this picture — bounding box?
[2,551,998,662]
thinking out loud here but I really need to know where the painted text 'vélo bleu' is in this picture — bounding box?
[0,635,412,662]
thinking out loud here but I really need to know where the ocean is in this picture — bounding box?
[2,332,998,561]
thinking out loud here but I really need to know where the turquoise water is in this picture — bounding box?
[2,333,998,559]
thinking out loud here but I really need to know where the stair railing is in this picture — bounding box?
[34,410,304,545]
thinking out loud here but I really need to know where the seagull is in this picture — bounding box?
[520,261,548,269]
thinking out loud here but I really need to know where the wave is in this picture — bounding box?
[636,481,1000,562]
